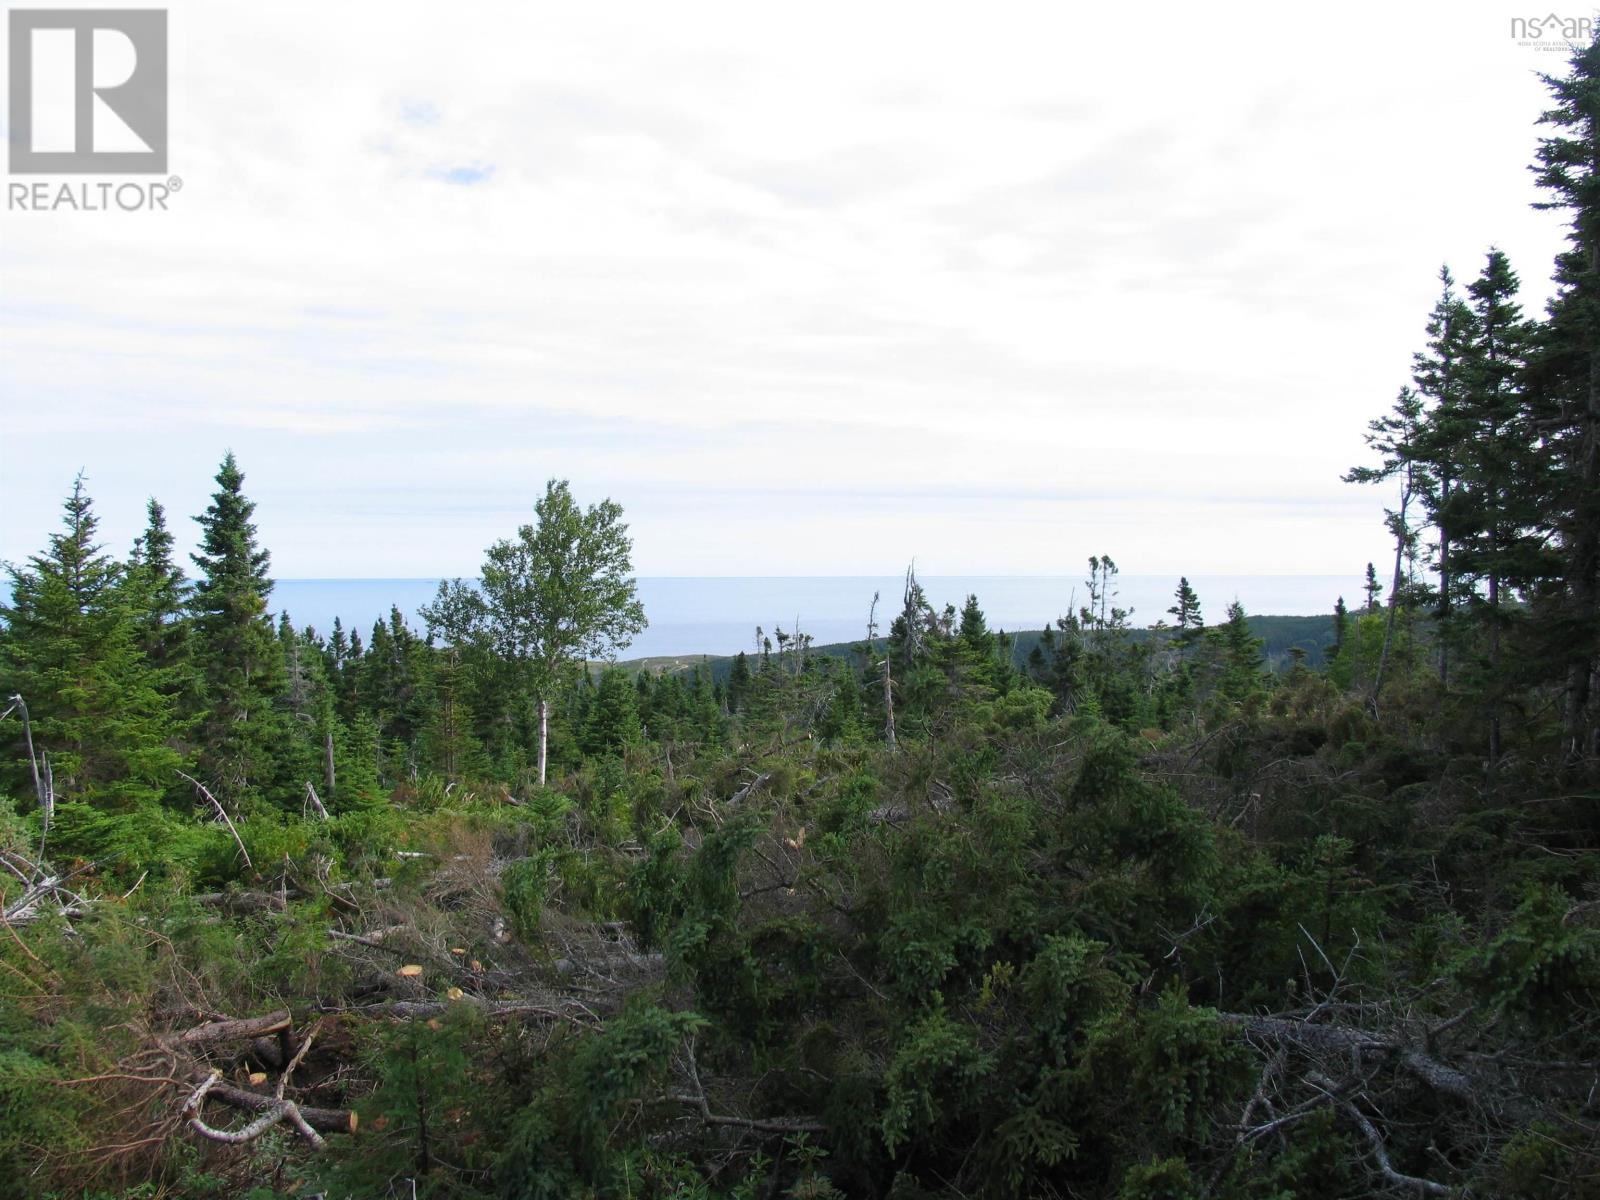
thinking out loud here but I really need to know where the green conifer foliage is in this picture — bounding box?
[1529,36,1600,753]
[1167,577,1204,648]
[0,477,182,807]
[582,667,643,756]
[188,453,286,804]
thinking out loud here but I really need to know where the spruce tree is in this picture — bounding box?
[1330,596,1349,667]
[0,477,181,807]
[1214,600,1266,704]
[1450,251,1544,759]
[958,594,992,654]
[1411,268,1477,681]
[357,608,429,768]
[1167,578,1204,648]
[189,452,286,804]
[127,499,191,682]
[419,645,484,784]
[1343,387,1427,703]
[582,667,643,756]
[1529,32,1600,754]
[727,651,753,714]
[274,615,344,802]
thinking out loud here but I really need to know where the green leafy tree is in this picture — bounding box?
[422,479,646,785]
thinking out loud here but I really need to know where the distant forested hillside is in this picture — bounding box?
[654,611,1339,687]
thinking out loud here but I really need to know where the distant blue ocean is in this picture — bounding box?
[271,576,1359,659]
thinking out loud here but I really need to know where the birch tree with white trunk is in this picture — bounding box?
[422,480,645,786]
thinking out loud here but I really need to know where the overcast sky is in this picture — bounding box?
[0,1,1582,578]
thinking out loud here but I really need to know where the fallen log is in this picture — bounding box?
[192,889,298,913]
[201,1078,357,1134]
[726,773,773,809]
[163,1011,292,1049]
[329,996,605,1023]
[327,924,408,950]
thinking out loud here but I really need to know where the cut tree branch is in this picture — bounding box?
[183,1070,330,1150]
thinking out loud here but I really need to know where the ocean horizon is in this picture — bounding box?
[271,574,1362,660]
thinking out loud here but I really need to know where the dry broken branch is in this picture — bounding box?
[177,771,252,871]
[1306,1071,1453,1196]
[1218,1012,1481,1108]
[304,781,330,821]
[665,1036,826,1136]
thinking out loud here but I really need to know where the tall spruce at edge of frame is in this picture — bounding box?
[1529,34,1600,757]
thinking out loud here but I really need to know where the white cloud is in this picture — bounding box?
[0,0,1575,579]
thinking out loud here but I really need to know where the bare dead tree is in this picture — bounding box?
[3,694,52,836]
[867,591,895,752]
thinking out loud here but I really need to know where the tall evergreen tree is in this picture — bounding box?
[1449,251,1544,759]
[583,667,643,756]
[0,477,181,807]
[127,499,191,679]
[1411,268,1477,681]
[1363,563,1382,614]
[419,645,484,784]
[727,651,753,714]
[189,453,286,804]
[357,607,430,765]
[1344,387,1427,703]
[1167,577,1204,648]
[1529,33,1600,755]
[1330,596,1349,666]
[958,594,991,654]
[1213,600,1266,704]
